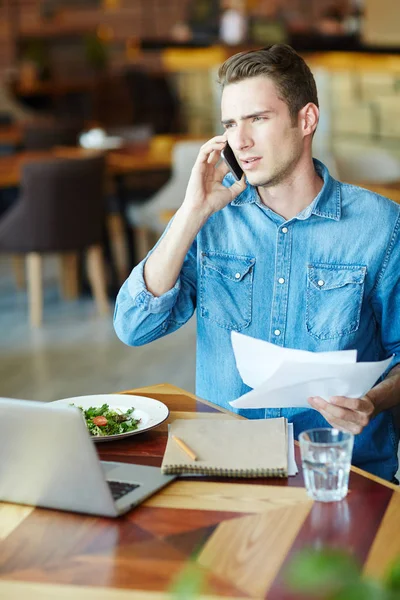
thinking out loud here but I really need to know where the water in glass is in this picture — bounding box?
[300,429,354,502]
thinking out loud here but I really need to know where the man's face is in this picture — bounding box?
[221,75,304,188]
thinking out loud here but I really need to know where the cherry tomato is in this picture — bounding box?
[92,416,108,427]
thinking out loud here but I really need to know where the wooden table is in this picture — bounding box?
[0,145,170,190]
[0,383,398,599]
[0,134,206,189]
[0,125,22,147]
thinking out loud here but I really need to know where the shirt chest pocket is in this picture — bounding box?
[200,252,255,331]
[306,264,367,340]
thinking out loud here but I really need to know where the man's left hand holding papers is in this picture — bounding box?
[308,363,400,435]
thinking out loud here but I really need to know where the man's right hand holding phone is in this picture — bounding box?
[181,134,246,221]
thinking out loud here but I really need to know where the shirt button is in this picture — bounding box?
[235,273,241,279]
[278,277,285,284]
[274,329,281,336]
[281,227,288,234]
[317,280,325,287]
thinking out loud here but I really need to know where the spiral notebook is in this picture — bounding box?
[161,418,288,478]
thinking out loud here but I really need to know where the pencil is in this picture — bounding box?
[172,435,197,461]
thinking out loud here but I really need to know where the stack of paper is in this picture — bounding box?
[229,332,393,410]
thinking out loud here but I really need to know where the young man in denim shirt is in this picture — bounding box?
[114,45,400,482]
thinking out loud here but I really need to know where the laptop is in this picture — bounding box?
[0,398,176,517]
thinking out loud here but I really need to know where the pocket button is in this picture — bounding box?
[235,272,241,279]
[317,280,325,287]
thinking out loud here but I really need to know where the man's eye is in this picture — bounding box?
[253,116,265,122]
[223,123,235,129]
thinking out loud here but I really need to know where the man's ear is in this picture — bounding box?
[299,103,319,136]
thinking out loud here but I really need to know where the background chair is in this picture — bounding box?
[0,155,109,326]
[311,68,400,187]
[334,145,400,184]
[127,139,206,259]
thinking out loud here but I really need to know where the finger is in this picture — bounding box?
[314,396,371,427]
[309,397,366,431]
[215,159,230,178]
[309,396,357,423]
[316,407,363,435]
[228,173,247,200]
[207,133,228,145]
[207,149,221,166]
[195,144,224,167]
[197,136,226,162]
[329,395,374,418]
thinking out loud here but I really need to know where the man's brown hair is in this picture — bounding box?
[218,44,318,124]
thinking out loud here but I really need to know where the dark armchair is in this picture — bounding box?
[0,154,109,326]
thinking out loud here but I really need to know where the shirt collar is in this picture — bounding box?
[229,158,342,221]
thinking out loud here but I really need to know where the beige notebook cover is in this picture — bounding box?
[161,418,288,478]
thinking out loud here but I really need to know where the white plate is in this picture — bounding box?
[91,137,124,150]
[52,394,169,443]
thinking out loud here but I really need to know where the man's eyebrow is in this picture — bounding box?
[221,110,275,125]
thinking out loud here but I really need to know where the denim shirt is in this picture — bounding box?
[114,160,400,480]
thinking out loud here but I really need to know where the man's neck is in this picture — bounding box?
[256,159,324,221]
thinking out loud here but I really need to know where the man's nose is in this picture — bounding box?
[231,126,253,151]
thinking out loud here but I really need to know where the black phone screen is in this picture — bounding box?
[221,143,243,181]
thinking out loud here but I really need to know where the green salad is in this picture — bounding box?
[72,403,141,437]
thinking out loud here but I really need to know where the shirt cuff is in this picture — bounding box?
[380,354,400,383]
[389,354,400,371]
[127,258,181,314]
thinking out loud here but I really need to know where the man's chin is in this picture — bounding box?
[246,173,273,188]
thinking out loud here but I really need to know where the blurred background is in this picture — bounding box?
[0,0,399,409]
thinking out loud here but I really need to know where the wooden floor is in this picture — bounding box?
[0,256,398,480]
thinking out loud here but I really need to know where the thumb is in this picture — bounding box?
[229,174,247,200]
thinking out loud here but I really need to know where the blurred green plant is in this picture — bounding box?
[169,561,207,599]
[166,548,400,599]
[285,548,400,599]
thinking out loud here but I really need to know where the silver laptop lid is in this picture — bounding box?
[0,398,118,517]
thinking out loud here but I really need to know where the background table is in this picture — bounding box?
[0,134,205,189]
[0,383,399,599]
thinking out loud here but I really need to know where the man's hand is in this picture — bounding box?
[308,365,400,435]
[182,134,247,218]
[307,395,376,435]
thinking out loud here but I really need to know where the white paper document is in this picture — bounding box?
[229,332,393,410]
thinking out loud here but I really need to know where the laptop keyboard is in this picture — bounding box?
[108,480,140,501]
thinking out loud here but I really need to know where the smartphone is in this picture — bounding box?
[221,143,243,181]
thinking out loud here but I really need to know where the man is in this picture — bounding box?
[114,45,400,482]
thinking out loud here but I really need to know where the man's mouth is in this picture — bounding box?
[240,157,261,170]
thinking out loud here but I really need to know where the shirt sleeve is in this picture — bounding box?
[113,225,197,347]
[371,210,400,376]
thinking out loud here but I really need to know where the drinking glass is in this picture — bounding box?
[299,428,354,502]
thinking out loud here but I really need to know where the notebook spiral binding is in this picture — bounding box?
[161,465,287,478]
